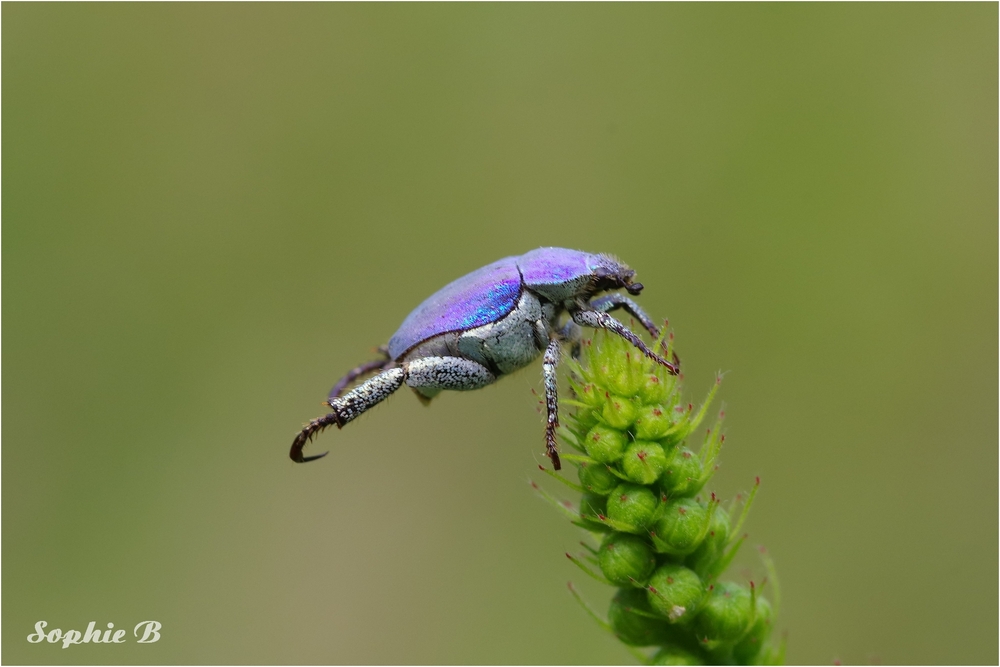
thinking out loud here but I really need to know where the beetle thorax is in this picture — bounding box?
[517,248,639,306]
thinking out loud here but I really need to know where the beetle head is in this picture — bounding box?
[590,254,642,296]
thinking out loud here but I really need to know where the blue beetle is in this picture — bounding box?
[291,247,678,470]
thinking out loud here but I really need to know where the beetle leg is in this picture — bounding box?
[404,356,495,392]
[588,293,661,341]
[291,367,407,463]
[330,366,408,422]
[290,413,340,463]
[556,320,583,359]
[541,337,562,471]
[571,309,679,375]
[328,356,394,402]
[588,294,678,365]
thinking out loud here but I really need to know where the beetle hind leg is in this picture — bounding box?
[291,367,407,463]
[328,349,393,402]
[403,356,495,392]
[290,413,340,463]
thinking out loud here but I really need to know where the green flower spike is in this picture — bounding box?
[599,532,657,588]
[534,327,784,665]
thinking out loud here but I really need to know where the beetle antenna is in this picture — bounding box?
[290,413,340,463]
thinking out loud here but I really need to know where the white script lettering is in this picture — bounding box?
[134,621,162,643]
[26,620,162,647]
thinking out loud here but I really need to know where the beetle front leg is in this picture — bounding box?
[589,293,661,340]
[571,308,679,375]
[588,293,678,366]
[291,367,407,463]
[541,337,562,470]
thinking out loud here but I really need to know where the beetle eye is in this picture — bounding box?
[626,282,644,295]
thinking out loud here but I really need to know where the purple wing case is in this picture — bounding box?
[388,257,522,359]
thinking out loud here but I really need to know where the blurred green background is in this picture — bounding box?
[3,4,996,665]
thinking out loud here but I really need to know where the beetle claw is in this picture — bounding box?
[290,413,340,463]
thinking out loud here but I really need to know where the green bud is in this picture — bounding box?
[608,587,671,646]
[605,357,644,397]
[578,461,619,495]
[638,371,671,406]
[607,483,659,533]
[694,582,754,646]
[570,407,600,436]
[733,596,773,664]
[583,424,627,464]
[621,440,668,485]
[660,405,693,448]
[599,533,656,588]
[660,447,705,498]
[576,382,604,410]
[634,404,674,440]
[687,506,732,578]
[646,563,704,623]
[651,498,712,556]
[650,646,704,666]
[578,492,607,524]
[602,394,638,430]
